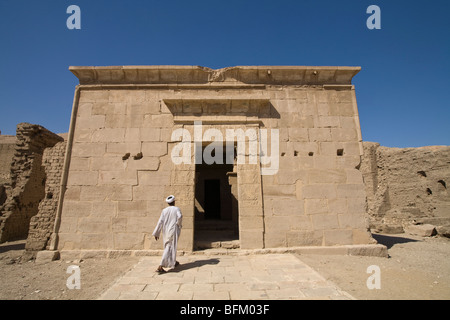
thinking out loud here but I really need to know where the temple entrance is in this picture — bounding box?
[194,145,239,250]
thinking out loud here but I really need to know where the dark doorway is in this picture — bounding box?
[194,143,239,250]
[204,179,221,219]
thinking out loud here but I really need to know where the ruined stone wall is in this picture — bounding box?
[361,142,450,233]
[0,136,16,209]
[26,141,67,251]
[0,135,16,186]
[0,123,63,242]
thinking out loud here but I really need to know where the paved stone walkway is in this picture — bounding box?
[98,253,354,300]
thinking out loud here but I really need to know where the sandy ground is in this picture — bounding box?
[0,233,449,300]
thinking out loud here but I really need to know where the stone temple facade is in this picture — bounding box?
[50,66,378,256]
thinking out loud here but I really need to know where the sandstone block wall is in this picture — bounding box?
[55,66,374,253]
[0,123,64,242]
[361,142,450,233]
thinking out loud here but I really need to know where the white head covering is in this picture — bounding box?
[166,195,175,204]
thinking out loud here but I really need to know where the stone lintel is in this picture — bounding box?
[70,66,361,86]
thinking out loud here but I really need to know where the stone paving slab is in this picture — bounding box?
[98,253,355,300]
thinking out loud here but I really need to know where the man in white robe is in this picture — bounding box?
[152,195,182,273]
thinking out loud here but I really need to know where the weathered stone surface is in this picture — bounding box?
[361,142,450,235]
[404,224,437,237]
[50,66,375,252]
[0,123,64,244]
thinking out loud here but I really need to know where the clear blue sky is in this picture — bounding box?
[0,0,449,147]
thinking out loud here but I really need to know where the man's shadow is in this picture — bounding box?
[169,258,220,273]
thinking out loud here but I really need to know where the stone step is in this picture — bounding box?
[194,239,240,250]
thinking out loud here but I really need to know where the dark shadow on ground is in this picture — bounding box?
[0,241,26,254]
[169,258,220,273]
[372,233,421,249]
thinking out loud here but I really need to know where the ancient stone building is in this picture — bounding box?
[50,65,379,256]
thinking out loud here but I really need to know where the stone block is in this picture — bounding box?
[113,233,145,250]
[77,103,92,118]
[126,217,154,233]
[314,116,340,128]
[313,156,336,169]
[323,229,353,245]
[105,114,144,128]
[124,128,140,142]
[347,197,367,214]
[308,128,332,142]
[78,217,111,233]
[238,183,262,201]
[405,224,437,237]
[72,143,106,157]
[67,171,98,186]
[73,128,93,142]
[90,157,125,171]
[80,233,113,250]
[137,171,170,186]
[288,128,309,142]
[141,142,167,157]
[311,214,339,230]
[69,157,90,171]
[337,91,353,103]
[35,250,60,264]
[305,199,329,215]
[106,142,141,155]
[264,231,287,248]
[336,103,354,117]
[76,115,105,130]
[109,185,133,201]
[327,198,347,214]
[126,157,160,171]
[239,229,264,249]
[286,230,323,246]
[99,170,138,185]
[239,215,264,230]
[336,155,361,169]
[340,117,357,130]
[117,200,148,216]
[271,198,304,216]
[263,184,296,197]
[140,128,161,142]
[91,128,125,142]
[331,128,357,142]
[79,90,109,103]
[336,184,366,198]
[338,213,366,229]
[289,215,313,230]
[302,184,337,199]
[307,168,346,184]
[62,201,92,217]
[346,169,364,184]
[132,185,165,201]
[91,201,117,217]
[352,229,374,245]
[143,114,174,128]
[57,233,82,250]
